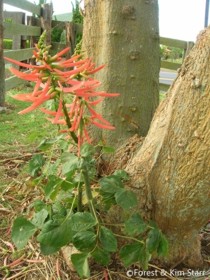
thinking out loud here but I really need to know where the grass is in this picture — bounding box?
[0,87,55,146]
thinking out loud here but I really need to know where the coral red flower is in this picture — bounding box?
[5,34,119,153]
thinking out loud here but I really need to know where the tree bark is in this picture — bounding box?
[82,0,159,147]
[0,0,5,107]
[124,26,210,267]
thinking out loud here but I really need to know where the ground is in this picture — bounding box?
[0,88,209,280]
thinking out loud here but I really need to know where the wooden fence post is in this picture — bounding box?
[12,12,25,50]
[0,0,5,107]
[184,41,194,58]
[41,3,53,45]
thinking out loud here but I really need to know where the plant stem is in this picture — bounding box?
[62,100,78,143]
[114,233,145,244]
[77,172,83,212]
[81,162,98,222]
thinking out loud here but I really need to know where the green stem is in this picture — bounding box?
[81,162,98,222]
[77,185,82,212]
[77,172,83,212]
[62,100,78,143]
[114,233,145,245]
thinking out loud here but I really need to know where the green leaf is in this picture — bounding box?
[99,226,117,252]
[91,246,111,266]
[61,152,79,175]
[12,217,37,250]
[125,213,147,236]
[31,209,48,229]
[115,189,138,210]
[100,193,116,210]
[38,135,63,151]
[71,253,90,278]
[29,154,45,177]
[32,200,46,212]
[113,170,129,181]
[100,176,123,194]
[146,228,161,254]
[70,212,97,232]
[52,202,67,218]
[73,231,96,252]
[44,175,62,200]
[37,218,74,255]
[157,233,168,256]
[45,159,61,176]
[102,146,115,154]
[138,244,151,270]
[80,143,95,157]
[120,242,144,267]
[60,179,75,191]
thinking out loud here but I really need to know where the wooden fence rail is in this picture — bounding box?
[1,0,82,101]
[2,0,43,95]
[0,0,194,107]
[159,37,194,91]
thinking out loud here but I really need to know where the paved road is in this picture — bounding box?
[159,70,177,85]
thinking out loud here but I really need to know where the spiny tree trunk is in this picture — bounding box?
[82,0,159,146]
[0,0,5,107]
[124,27,210,267]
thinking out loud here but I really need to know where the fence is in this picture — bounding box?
[0,0,82,107]
[159,37,194,91]
[0,0,194,107]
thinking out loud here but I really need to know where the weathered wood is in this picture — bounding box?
[3,0,41,16]
[27,16,41,49]
[4,22,41,37]
[160,36,187,49]
[3,12,25,48]
[52,20,66,29]
[161,60,182,71]
[0,0,5,106]
[41,3,53,45]
[4,48,34,62]
[66,22,77,57]
[5,75,26,91]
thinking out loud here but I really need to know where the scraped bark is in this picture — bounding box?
[123,27,210,266]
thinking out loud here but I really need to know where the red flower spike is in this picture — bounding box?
[9,67,39,81]
[91,121,115,130]
[4,57,46,69]
[8,42,120,155]
[18,96,51,114]
[87,64,105,74]
[53,97,63,124]
[51,47,70,59]
[84,128,92,144]
[40,108,57,116]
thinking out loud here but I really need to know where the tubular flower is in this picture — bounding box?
[5,31,120,153]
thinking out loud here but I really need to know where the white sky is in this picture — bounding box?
[3,0,209,42]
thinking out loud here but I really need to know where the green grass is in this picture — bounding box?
[159,91,166,101]
[0,86,57,149]
[0,86,58,189]
[0,87,166,149]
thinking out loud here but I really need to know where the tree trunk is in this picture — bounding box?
[124,27,210,267]
[0,0,5,107]
[82,0,159,147]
